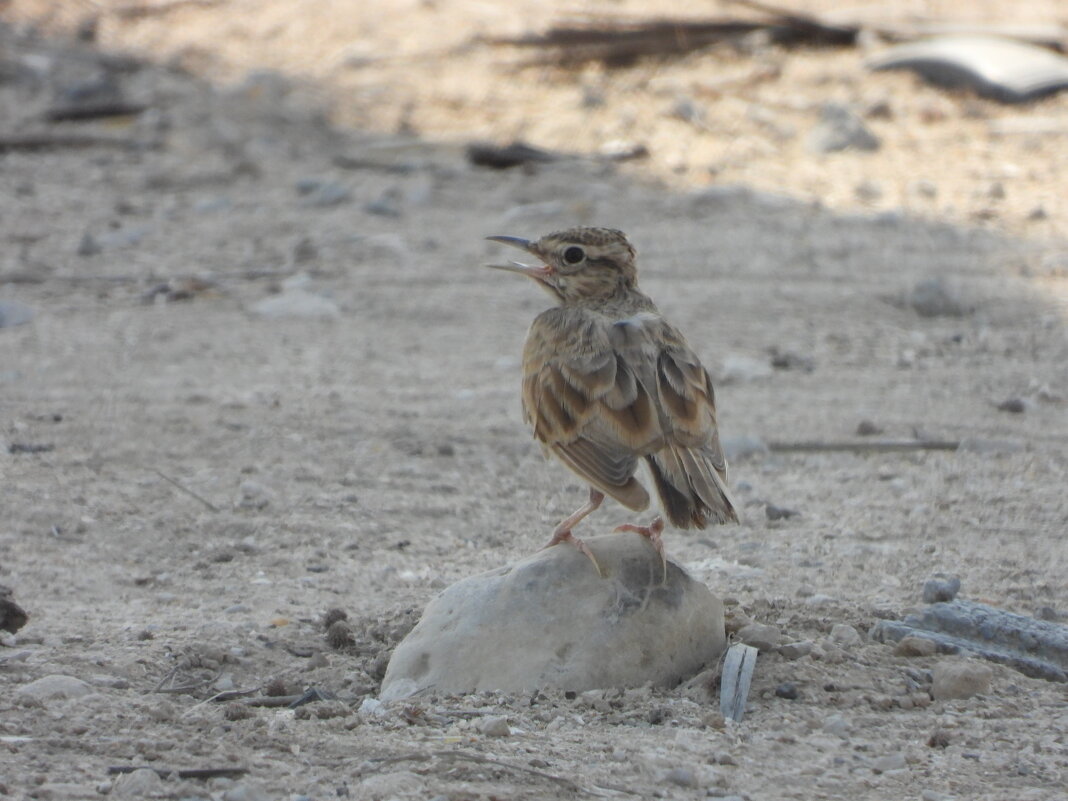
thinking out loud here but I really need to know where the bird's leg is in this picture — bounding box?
[545,488,605,577]
[615,515,667,581]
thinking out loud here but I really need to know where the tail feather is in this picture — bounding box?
[646,446,738,529]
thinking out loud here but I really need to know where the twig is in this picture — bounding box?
[767,440,961,453]
[0,133,145,152]
[237,693,306,708]
[107,765,248,780]
[44,102,148,123]
[110,0,226,19]
[152,469,220,513]
[153,667,223,694]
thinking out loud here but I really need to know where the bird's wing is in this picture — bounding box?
[521,309,657,510]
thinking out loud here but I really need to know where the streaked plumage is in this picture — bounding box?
[486,227,737,571]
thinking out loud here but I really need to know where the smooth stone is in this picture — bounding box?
[16,674,92,702]
[909,278,968,317]
[829,623,862,647]
[807,103,880,153]
[931,659,993,700]
[477,715,511,736]
[778,640,813,659]
[0,300,34,328]
[251,290,340,320]
[112,768,163,798]
[923,575,962,603]
[895,636,938,657]
[870,752,908,773]
[381,533,725,697]
[736,622,780,651]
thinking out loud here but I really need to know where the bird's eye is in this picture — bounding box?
[562,245,585,265]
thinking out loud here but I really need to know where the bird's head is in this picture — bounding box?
[485,227,638,304]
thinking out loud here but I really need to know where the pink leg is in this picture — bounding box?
[545,488,605,577]
[615,516,667,580]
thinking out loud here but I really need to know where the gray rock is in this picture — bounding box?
[381,532,725,696]
[16,674,92,702]
[222,782,272,801]
[829,623,862,647]
[870,752,907,773]
[298,180,352,208]
[807,103,881,154]
[909,278,968,317]
[931,659,993,700]
[895,636,938,657]
[822,714,852,738]
[736,622,780,651]
[778,640,813,659]
[0,300,34,328]
[237,480,273,509]
[923,575,961,603]
[663,767,699,788]
[774,681,799,699]
[477,715,511,736]
[112,768,164,798]
[922,790,956,801]
[251,290,340,320]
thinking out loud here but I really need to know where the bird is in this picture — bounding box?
[485,226,737,575]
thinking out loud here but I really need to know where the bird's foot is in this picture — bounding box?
[544,529,606,578]
[615,516,667,582]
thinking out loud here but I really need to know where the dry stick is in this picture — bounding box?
[152,468,221,513]
[109,0,227,19]
[44,102,148,123]
[767,440,961,454]
[0,133,144,152]
[107,765,248,780]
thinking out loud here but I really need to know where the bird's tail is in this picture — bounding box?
[645,446,738,529]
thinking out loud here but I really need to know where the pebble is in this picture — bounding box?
[222,782,271,801]
[478,715,511,737]
[922,575,961,603]
[112,768,163,798]
[822,714,852,738]
[856,419,883,436]
[922,790,956,801]
[0,300,34,328]
[765,503,799,521]
[807,103,880,153]
[895,636,938,657]
[736,622,781,651]
[251,290,340,320]
[909,278,968,317]
[16,674,92,703]
[297,179,352,207]
[774,682,800,699]
[778,640,813,659]
[996,397,1028,413]
[237,480,273,509]
[718,354,772,383]
[870,752,907,773]
[662,767,699,788]
[829,623,862,647]
[720,435,769,461]
[931,659,993,700]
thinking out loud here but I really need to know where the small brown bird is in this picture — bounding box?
[486,227,737,573]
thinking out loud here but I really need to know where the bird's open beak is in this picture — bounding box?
[485,235,555,283]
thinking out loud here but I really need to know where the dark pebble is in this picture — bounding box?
[775,682,800,700]
[922,575,961,603]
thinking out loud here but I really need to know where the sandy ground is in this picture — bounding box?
[2,3,1068,800]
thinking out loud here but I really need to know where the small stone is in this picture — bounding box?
[297,179,352,208]
[736,623,780,651]
[478,715,511,737]
[112,768,164,797]
[909,278,968,317]
[855,419,883,436]
[807,103,880,153]
[854,179,883,202]
[721,435,769,461]
[251,290,340,320]
[774,682,799,699]
[931,659,993,700]
[922,575,961,603]
[237,480,272,509]
[16,674,92,703]
[895,636,938,657]
[326,620,356,649]
[765,503,799,521]
[222,782,271,801]
[822,714,851,738]
[1027,206,1048,221]
[870,752,907,773]
[912,180,938,198]
[927,729,952,749]
[829,624,862,647]
[718,355,772,384]
[0,300,34,328]
[996,397,1028,413]
[921,791,956,801]
[662,767,699,788]
[778,640,813,659]
[76,232,101,256]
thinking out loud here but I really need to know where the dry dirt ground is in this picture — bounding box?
[2,3,1068,801]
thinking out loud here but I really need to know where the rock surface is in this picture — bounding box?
[931,659,993,700]
[381,533,725,698]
